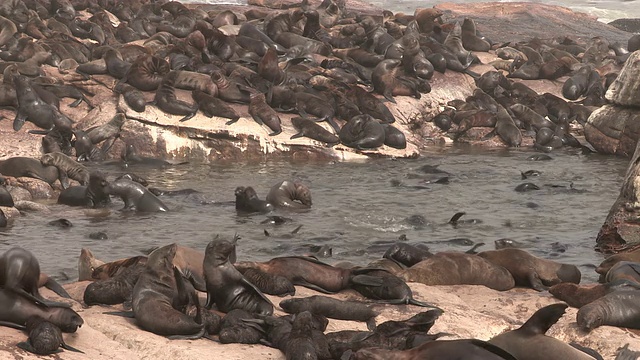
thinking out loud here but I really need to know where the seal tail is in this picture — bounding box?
[43,277,72,299]
[519,303,568,335]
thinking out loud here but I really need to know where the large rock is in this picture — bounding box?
[606,51,640,107]
[0,282,637,359]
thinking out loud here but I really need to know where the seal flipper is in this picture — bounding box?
[103,311,135,318]
[449,211,466,225]
[0,320,26,330]
[290,132,305,140]
[166,326,205,340]
[569,342,604,360]
[518,302,568,335]
[240,276,276,307]
[469,339,519,360]
[42,277,72,299]
[69,98,83,107]
[61,342,85,353]
[17,341,63,355]
[290,279,337,294]
[351,274,385,287]
[527,271,548,292]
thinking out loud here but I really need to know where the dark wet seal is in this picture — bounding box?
[351,338,518,360]
[494,238,527,249]
[218,309,264,344]
[527,154,553,161]
[351,268,440,308]
[521,170,542,179]
[89,232,108,240]
[491,303,598,360]
[285,311,321,360]
[577,290,640,332]
[549,282,609,308]
[383,242,432,267]
[241,268,296,296]
[596,250,640,277]
[515,183,540,192]
[616,343,640,360]
[17,315,84,355]
[279,295,378,330]
[48,219,73,228]
[84,262,145,306]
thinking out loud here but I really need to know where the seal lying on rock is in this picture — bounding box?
[266,180,312,210]
[0,288,83,333]
[280,295,378,330]
[577,290,640,332]
[351,338,518,359]
[401,252,515,291]
[490,303,599,360]
[0,157,59,185]
[477,248,581,291]
[40,152,89,189]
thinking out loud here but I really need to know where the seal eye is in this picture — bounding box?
[90,267,95,272]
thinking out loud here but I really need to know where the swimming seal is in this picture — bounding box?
[105,178,169,212]
[40,152,89,189]
[477,248,580,291]
[203,235,274,315]
[266,180,311,210]
[16,316,83,355]
[131,244,204,338]
[490,303,598,359]
[0,288,83,333]
[400,252,515,291]
[57,171,110,208]
[235,186,274,214]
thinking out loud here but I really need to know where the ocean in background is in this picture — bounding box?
[183,0,639,24]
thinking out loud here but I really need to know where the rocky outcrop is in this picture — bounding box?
[0,282,637,359]
[585,51,640,156]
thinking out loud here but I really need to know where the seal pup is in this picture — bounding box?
[266,180,311,210]
[40,152,89,189]
[151,71,198,122]
[0,247,70,307]
[235,186,273,214]
[339,114,386,150]
[490,303,597,360]
[57,171,110,208]
[84,261,145,306]
[0,288,83,333]
[203,235,274,315]
[285,311,319,360]
[105,178,169,212]
[17,316,83,355]
[248,92,282,136]
[383,242,432,267]
[478,249,581,291]
[77,248,104,281]
[131,244,204,339]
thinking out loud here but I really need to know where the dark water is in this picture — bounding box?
[0,145,629,283]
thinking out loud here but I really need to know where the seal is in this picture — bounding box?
[509,103,555,131]
[77,248,105,282]
[240,268,296,296]
[285,311,319,360]
[131,243,205,338]
[0,176,14,207]
[382,124,407,149]
[372,59,425,102]
[596,249,640,278]
[114,82,146,112]
[548,280,639,308]
[104,178,169,212]
[90,256,148,280]
[16,315,84,355]
[490,303,596,360]
[400,252,515,291]
[120,144,172,167]
[248,92,282,136]
[85,113,127,151]
[562,65,592,100]
[151,71,198,122]
[0,247,70,307]
[350,267,439,308]
[203,235,274,315]
[12,75,74,134]
[191,89,240,125]
[339,115,386,150]
[578,290,640,332]
[351,339,518,360]
[123,54,170,91]
[280,295,377,330]
[346,85,396,124]
[266,180,312,210]
[0,288,83,333]
[40,152,89,189]
[73,129,104,162]
[235,186,274,214]
[84,261,145,306]
[477,248,581,291]
[383,242,432,268]
[218,309,264,344]
[211,70,250,104]
[57,171,110,208]
[290,117,340,145]
[603,261,640,285]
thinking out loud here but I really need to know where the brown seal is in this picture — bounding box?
[105,178,169,212]
[596,249,640,278]
[84,260,145,306]
[17,315,84,355]
[211,70,250,104]
[0,157,59,185]
[0,247,70,307]
[477,248,581,291]
[490,303,596,360]
[603,261,640,285]
[12,75,74,134]
[131,243,204,338]
[40,152,89,189]
[339,114,386,150]
[494,104,522,147]
[123,54,170,91]
[400,252,515,291]
[547,281,639,308]
[114,82,146,112]
[266,180,311,210]
[191,90,240,125]
[152,71,198,122]
[0,288,83,333]
[280,295,377,329]
[249,92,282,136]
[351,339,518,360]
[77,248,105,281]
[372,59,427,102]
[203,235,274,315]
[85,113,127,151]
[290,117,340,145]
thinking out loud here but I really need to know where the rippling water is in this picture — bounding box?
[0,145,628,283]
